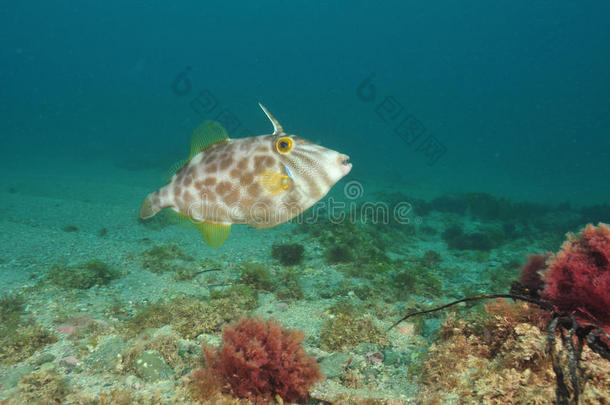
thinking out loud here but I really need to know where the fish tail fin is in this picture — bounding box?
[139,191,162,219]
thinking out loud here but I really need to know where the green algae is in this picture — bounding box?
[393,263,443,299]
[320,312,389,351]
[124,286,258,339]
[0,293,25,325]
[141,242,194,273]
[46,259,119,289]
[271,242,305,266]
[0,293,57,365]
[17,368,70,405]
[238,262,274,291]
[442,224,506,251]
[300,219,392,267]
[274,267,304,300]
[1,321,58,365]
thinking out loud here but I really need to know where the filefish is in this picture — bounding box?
[139,104,352,247]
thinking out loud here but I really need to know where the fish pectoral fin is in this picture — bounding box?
[195,221,231,248]
[189,120,230,160]
[259,170,291,194]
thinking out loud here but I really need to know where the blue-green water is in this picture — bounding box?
[3,1,610,202]
[1,2,610,403]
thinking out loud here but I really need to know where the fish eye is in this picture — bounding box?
[276,137,293,154]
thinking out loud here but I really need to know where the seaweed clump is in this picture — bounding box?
[192,317,321,403]
[302,220,391,269]
[238,262,274,291]
[0,293,57,365]
[118,333,188,377]
[271,243,305,266]
[541,223,610,329]
[47,259,119,289]
[441,224,505,251]
[124,286,258,339]
[141,243,193,274]
[392,263,443,299]
[274,268,304,300]
[320,309,388,351]
[418,299,610,403]
[17,368,71,405]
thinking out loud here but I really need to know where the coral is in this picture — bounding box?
[271,243,305,266]
[47,259,119,289]
[141,243,193,273]
[238,262,274,291]
[194,318,321,403]
[518,253,550,293]
[541,223,610,329]
[17,369,70,405]
[320,313,388,351]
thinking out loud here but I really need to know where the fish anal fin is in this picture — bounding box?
[196,221,231,248]
[189,121,230,160]
[164,210,199,230]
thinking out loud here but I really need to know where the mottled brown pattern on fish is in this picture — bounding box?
[140,110,352,232]
[240,172,254,186]
[237,158,249,171]
[219,157,233,170]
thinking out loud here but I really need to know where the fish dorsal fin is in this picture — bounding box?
[189,120,229,160]
[258,103,284,135]
[195,221,231,248]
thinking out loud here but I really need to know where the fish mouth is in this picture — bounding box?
[339,154,352,175]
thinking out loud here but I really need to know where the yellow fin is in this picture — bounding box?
[165,210,198,230]
[189,121,229,160]
[195,221,231,248]
[260,170,291,194]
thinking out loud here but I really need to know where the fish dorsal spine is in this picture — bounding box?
[258,103,284,135]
